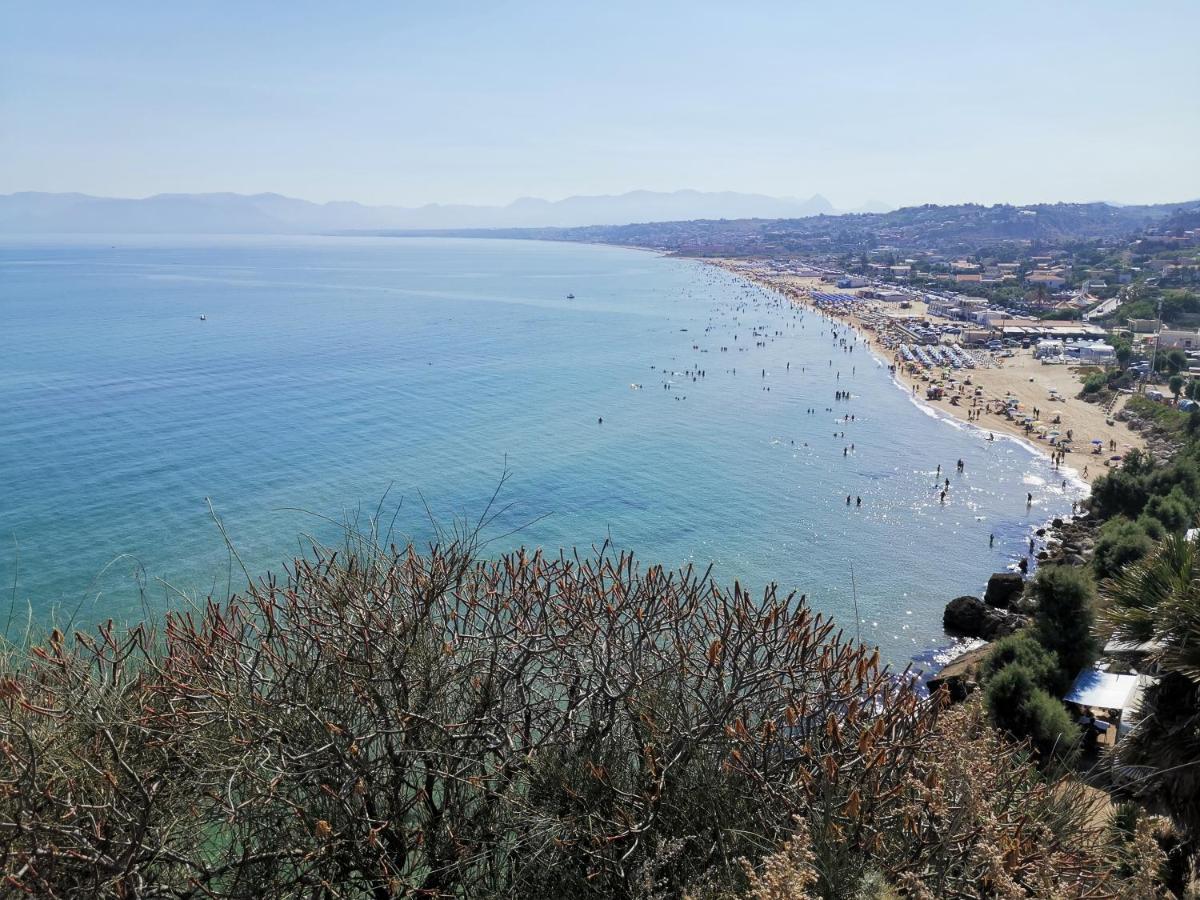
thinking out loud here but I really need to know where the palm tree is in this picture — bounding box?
[1100,534,1200,836]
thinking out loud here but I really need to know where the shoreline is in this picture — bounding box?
[702,258,1144,486]
[697,257,1116,674]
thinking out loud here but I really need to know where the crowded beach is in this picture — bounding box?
[710,260,1145,484]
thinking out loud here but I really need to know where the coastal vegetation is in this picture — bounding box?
[1100,535,1200,841]
[0,535,1173,898]
[978,566,1097,763]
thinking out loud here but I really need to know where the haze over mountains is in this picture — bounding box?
[0,190,890,234]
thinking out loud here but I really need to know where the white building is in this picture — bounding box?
[1076,342,1116,364]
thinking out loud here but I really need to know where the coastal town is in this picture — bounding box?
[708,219,1200,485]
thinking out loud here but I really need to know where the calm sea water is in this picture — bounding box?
[0,235,1083,663]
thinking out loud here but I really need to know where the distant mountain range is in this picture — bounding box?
[427,200,1200,256]
[0,190,891,234]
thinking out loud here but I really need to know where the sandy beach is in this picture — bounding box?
[710,259,1145,485]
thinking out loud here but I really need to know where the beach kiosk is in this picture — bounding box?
[1063,668,1145,747]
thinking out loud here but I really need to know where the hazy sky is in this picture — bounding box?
[3,1,1198,209]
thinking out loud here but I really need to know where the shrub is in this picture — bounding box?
[1081,372,1107,395]
[1146,458,1200,510]
[740,701,1143,898]
[979,631,1062,693]
[984,664,1077,762]
[1030,565,1098,682]
[0,541,1158,898]
[984,661,1039,733]
[1142,488,1195,534]
[1136,514,1168,541]
[1020,687,1081,761]
[1090,467,1151,520]
[1093,516,1156,579]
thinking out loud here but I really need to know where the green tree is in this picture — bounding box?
[1142,488,1195,534]
[1093,517,1156,580]
[1166,349,1189,375]
[1030,565,1098,682]
[1170,373,1186,400]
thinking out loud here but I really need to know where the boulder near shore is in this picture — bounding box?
[984,573,1025,610]
[943,594,1027,640]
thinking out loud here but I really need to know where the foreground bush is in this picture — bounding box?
[737,703,1162,900]
[0,541,1165,897]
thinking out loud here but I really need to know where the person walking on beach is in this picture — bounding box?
[856,496,862,507]
[1026,492,1033,508]
[989,533,995,548]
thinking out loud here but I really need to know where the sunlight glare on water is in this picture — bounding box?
[0,235,1084,664]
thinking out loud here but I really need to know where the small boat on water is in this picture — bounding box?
[199,314,207,320]
[566,293,575,299]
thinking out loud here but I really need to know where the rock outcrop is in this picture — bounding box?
[943,595,1027,640]
[984,573,1025,610]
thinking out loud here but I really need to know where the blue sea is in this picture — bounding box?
[0,235,1083,664]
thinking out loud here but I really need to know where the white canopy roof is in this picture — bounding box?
[1065,669,1140,711]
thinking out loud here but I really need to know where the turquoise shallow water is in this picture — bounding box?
[0,235,1083,663]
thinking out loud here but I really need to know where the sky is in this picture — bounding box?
[2,0,1198,209]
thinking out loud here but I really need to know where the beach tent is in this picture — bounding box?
[1034,339,1065,359]
[1077,343,1116,364]
[1065,669,1140,714]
